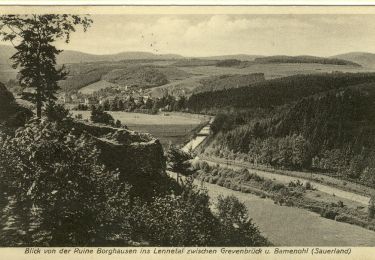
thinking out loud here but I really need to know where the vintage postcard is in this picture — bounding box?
[0,4,375,260]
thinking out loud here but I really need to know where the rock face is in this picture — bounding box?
[72,121,167,198]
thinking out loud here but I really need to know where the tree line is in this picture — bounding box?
[205,87,375,187]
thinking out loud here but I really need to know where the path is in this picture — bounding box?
[200,157,370,205]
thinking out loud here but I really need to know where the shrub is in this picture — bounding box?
[90,106,115,126]
[337,200,345,208]
[215,195,270,246]
[335,214,368,228]
[305,181,313,190]
[320,206,339,220]
[270,183,285,192]
[0,119,131,246]
[44,102,70,122]
[166,147,192,174]
[115,120,122,128]
[369,196,375,219]
[211,176,219,184]
[217,178,225,187]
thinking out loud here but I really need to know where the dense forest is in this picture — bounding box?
[197,73,375,187]
[254,55,361,66]
[187,72,375,113]
[193,73,265,94]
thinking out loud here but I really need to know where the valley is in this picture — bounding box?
[3,43,375,247]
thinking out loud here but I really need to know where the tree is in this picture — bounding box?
[0,120,131,246]
[44,102,70,122]
[0,15,92,118]
[215,195,270,246]
[91,106,115,126]
[166,146,192,174]
[369,195,375,220]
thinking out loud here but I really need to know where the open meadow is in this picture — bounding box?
[70,110,209,147]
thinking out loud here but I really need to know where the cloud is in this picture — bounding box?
[58,14,375,57]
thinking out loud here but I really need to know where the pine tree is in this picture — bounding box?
[0,15,92,117]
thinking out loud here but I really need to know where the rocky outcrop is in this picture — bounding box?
[72,120,167,198]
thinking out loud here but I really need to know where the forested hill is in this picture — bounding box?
[187,72,375,113]
[254,55,361,66]
[200,73,375,188]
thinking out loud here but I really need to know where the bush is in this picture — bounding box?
[44,102,70,122]
[337,200,345,208]
[270,182,285,192]
[369,196,375,219]
[0,119,131,246]
[90,106,115,126]
[305,181,313,190]
[217,178,225,187]
[215,195,270,246]
[166,147,192,174]
[115,119,122,128]
[320,206,339,220]
[335,213,368,227]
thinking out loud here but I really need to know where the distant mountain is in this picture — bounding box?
[0,45,184,65]
[56,50,184,64]
[254,55,361,66]
[197,54,264,61]
[331,52,375,68]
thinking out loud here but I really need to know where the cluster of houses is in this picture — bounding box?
[59,87,152,106]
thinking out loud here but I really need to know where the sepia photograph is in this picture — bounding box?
[1,5,375,251]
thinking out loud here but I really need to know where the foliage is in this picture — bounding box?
[43,102,70,122]
[187,72,375,112]
[166,146,192,174]
[194,73,265,94]
[216,59,242,67]
[0,82,32,127]
[129,177,218,246]
[0,119,131,246]
[129,177,270,246]
[102,66,168,88]
[215,195,270,246]
[0,14,92,117]
[204,86,375,184]
[254,55,360,66]
[369,195,375,219]
[90,106,115,126]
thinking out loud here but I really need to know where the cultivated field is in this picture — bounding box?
[147,63,373,97]
[71,110,209,146]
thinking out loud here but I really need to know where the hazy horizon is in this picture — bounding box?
[3,14,375,57]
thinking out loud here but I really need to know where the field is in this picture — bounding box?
[204,180,375,246]
[179,63,372,79]
[147,63,373,97]
[168,171,375,246]
[78,80,121,94]
[71,110,209,147]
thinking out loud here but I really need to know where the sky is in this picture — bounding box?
[52,14,375,57]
